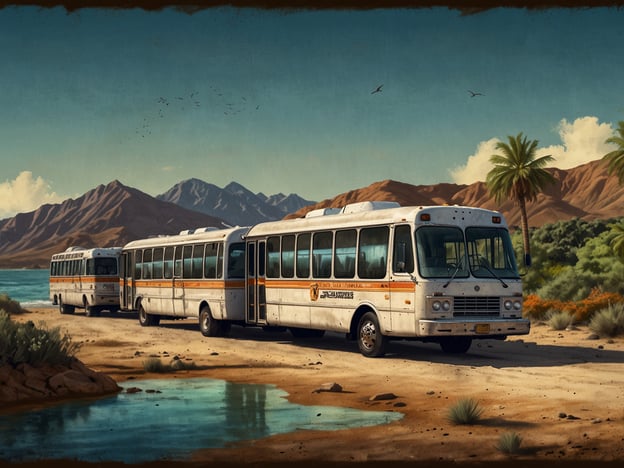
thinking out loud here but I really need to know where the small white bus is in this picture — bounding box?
[243,202,529,356]
[119,226,248,335]
[49,246,122,316]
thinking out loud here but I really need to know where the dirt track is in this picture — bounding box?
[8,307,624,466]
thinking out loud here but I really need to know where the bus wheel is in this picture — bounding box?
[85,305,100,317]
[357,312,387,358]
[59,299,74,315]
[199,306,230,337]
[439,337,472,354]
[138,305,160,327]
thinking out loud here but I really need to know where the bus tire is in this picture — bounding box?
[357,312,387,358]
[439,337,472,354]
[138,305,160,327]
[59,298,75,315]
[199,306,230,337]
[85,304,100,317]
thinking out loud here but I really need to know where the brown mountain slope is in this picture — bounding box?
[287,159,624,227]
[0,180,227,269]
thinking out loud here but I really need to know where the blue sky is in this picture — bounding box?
[1,5,623,218]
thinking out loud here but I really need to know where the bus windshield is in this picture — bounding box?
[465,227,519,279]
[416,226,519,280]
[416,226,469,279]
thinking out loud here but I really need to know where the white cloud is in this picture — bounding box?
[450,116,617,184]
[0,171,65,219]
[449,138,500,184]
[539,116,616,169]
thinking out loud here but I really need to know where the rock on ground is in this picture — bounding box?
[0,358,121,408]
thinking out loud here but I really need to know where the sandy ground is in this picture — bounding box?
[7,307,624,467]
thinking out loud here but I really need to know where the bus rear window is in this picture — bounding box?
[91,257,118,276]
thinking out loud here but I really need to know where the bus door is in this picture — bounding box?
[245,240,267,325]
[120,251,135,310]
[389,225,417,332]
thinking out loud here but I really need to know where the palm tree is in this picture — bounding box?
[603,121,624,184]
[486,133,556,267]
[610,221,624,261]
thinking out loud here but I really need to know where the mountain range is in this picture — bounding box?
[156,179,315,227]
[288,159,624,228]
[0,158,622,269]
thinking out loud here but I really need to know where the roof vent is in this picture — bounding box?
[305,208,342,218]
[340,201,400,214]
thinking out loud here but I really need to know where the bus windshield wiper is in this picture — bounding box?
[443,256,465,288]
[477,257,508,288]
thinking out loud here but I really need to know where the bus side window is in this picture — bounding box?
[152,248,164,279]
[192,244,203,279]
[393,225,414,274]
[217,243,224,278]
[174,246,183,278]
[182,245,193,278]
[266,236,280,278]
[163,247,174,279]
[281,235,295,278]
[205,243,218,279]
[335,229,356,279]
[358,226,389,279]
[312,231,332,279]
[86,259,95,276]
[135,250,143,280]
[296,233,310,278]
[227,242,245,279]
[143,249,152,279]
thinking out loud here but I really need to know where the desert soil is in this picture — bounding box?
[6,307,624,466]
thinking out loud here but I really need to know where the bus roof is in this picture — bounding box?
[122,226,249,250]
[51,247,122,261]
[245,203,508,237]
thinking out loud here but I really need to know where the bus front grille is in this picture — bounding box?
[453,296,500,317]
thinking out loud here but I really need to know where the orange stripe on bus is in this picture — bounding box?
[50,277,118,284]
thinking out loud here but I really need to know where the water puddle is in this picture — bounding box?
[0,378,403,463]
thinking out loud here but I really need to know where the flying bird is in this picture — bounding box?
[468,90,484,97]
[371,84,383,94]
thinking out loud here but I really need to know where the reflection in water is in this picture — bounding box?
[0,378,402,463]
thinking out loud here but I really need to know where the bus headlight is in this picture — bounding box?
[502,297,523,316]
[430,298,452,313]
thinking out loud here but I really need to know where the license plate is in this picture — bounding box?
[475,324,490,334]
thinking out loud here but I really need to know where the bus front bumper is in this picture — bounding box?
[418,318,530,337]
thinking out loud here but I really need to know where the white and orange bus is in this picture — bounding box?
[49,246,122,316]
[119,226,248,336]
[242,201,529,357]
[121,202,529,357]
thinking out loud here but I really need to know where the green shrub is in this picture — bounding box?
[170,358,197,371]
[0,311,80,366]
[546,309,573,330]
[0,293,26,315]
[143,357,170,373]
[496,431,522,455]
[447,398,483,425]
[588,302,624,337]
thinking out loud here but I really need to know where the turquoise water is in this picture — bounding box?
[0,378,403,463]
[0,269,51,307]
